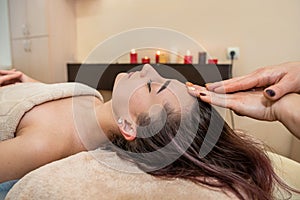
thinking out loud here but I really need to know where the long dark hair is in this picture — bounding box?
[108,99,299,200]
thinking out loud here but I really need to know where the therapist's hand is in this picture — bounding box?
[186,83,277,121]
[0,69,22,86]
[205,62,300,101]
[186,83,300,138]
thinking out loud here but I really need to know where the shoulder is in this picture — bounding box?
[0,128,68,181]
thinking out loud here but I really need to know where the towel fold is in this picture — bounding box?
[0,82,103,141]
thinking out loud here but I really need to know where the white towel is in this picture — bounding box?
[0,82,103,141]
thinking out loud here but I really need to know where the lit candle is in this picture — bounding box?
[208,58,218,64]
[130,49,137,64]
[155,51,160,63]
[184,50,193,64]
[142,56,150,64]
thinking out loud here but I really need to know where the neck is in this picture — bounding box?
[95,100,120,141]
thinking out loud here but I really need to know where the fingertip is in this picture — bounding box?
[16,71,22,76]
[199,92,207,96]
[265,89,276,97]
[264,88,281,101]
[187,86,196,91]
[185,82,194,87]
[197,92,212,104]
[186,84,196,92]
[186,88,198,97]
[205,82,222,91]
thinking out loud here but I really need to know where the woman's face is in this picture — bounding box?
[112,64,196,123]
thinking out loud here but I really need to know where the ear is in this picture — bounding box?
[118,119,137,141]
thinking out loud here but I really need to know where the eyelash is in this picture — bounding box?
[147,79,152,93]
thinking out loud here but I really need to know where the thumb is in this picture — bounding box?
[264,78,293,100]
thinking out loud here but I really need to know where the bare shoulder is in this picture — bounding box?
[0,128,67,182]
[16,95,102,153]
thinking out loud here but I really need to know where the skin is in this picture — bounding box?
[0,65,196,183]
[112,64,196,127]
[205,61,300,101]
[186,62,300,139]
[0,69,22,86]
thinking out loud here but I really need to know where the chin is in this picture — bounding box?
[113,73,127,91]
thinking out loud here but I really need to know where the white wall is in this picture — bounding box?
[75,0,300,159]
[0,0,12,68]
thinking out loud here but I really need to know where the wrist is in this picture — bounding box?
[272,98,285,123]
[272,94,295,123]
[272,93,300,139]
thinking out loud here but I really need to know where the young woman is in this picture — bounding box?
[0,65,298,200]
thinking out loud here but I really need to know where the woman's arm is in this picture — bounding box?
[273,93,300,140]
[0,131,63,183]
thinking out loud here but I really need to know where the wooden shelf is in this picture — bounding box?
[67,63,232,90]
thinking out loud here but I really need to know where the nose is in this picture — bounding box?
[140,64,153,77]
[140,64,166,82]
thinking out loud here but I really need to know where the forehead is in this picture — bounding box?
[130,80,196,115]
[163,80,196,112]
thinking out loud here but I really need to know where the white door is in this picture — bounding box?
[11,39,30,74]
[28,37,51,83]
[27,0,48,37]
[8,0,27,39]
[9,0,48,38]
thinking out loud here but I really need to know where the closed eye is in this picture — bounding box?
[157,80,171,94]
[147,79,152,93]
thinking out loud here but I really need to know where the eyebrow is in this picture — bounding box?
[156,80,171,94]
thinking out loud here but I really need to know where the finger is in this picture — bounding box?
[0,69,18,75]
[212,72,268,94]
[186,82,207,97]
[264,76,297,101]
[198,90,230,109]
[186,82,206,90]
[205,75,248,92]
[0,73,22,84]
[186,86,206,97]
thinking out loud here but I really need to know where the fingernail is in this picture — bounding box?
[186,82,194,86]
[199,92,207,96]
[265,89,275,97]
[187,86,195,91]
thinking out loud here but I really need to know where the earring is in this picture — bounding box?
[117,118,123,125]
